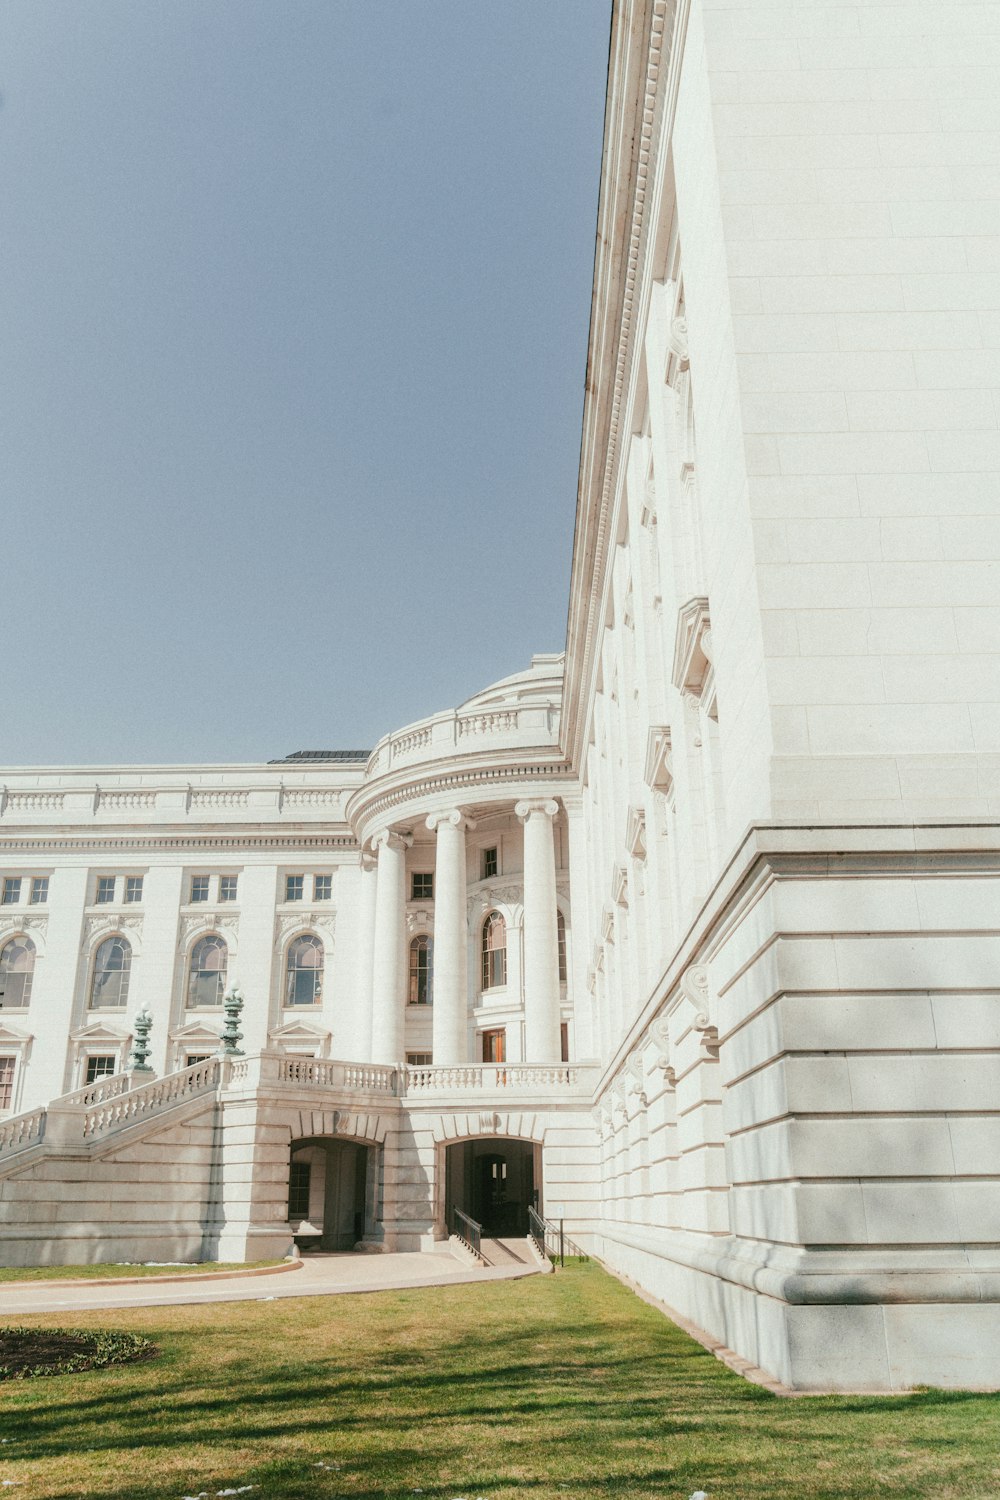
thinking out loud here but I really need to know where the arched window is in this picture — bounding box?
[481,912,507,991]
[89,936,132,1009]
[0,937,35,1009]
[285,933,324,1006]
[187,934,228,1009]
[557,909,567,984]
[408,935,432,1005]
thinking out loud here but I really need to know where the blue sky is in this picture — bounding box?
[0,2,610,765]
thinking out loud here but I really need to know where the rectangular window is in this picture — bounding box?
[406,1051,433,1067]
[288,1161,311,1221]
[561,1022,570,1063]
[1,879,21,906]
[482,1028,506,1064]
[190,875,210,903]
[29,877,49,905]
[285,874,304,902]
[185,1053,212,1068]
[0,1057,15,1110]
[313,874,332,902]
[219,875,238,903]
[124,876,144,904]
[411,872,433,901]
[85,1054,117,1085]
[95,876,116,905]
[481,847,498,880]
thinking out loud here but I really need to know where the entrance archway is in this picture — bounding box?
[287,1137,376,1251]
[445,1137,539,1237]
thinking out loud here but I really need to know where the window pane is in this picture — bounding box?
[482,848,498,879]
[285,875,304,902]
[408,935,432,1004]
[89,936,132,1008]
[1,879,21,906]
[0,1057,15,1109]
[313,875,332,902]
[29,877,49,905]
[187,935,228,1008]
[481,913,506,990]
[124,876,144,904]
[185,1053,212,1067]
[220,875,238,902]
[557,910,567,984]
[411,872,433,900]
[85,1055,117,1084]
[285,934,323,1005]
[96,877,116,904]
[190,876,210,903]
[288,1161,311,1220]
[0,938,36,1009]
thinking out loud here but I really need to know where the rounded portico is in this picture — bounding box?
[345,656,577,1069]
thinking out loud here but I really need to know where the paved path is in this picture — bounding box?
[0,1250,539,1316]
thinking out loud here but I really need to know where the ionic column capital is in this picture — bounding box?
[372,828,413,853]
[515,798,560,823]
[426,808,477,834]
[359,847,378,873]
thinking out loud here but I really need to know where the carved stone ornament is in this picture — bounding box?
[671,596,712,699]
[0,912,47,947]
[650,1014,675,1081]
[178,911,239,952]
[612,864,629,909]
[276,910,337,944]
[625,1051,647,1108]
[514,798,560,823]
[601,905,615,946]
[406,908,431,933]
[676,964,719,1060]
[625,805,647,861]
[85,912,143,950]
[426,808,477,834]
[644,725,674,797]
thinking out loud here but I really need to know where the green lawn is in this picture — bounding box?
[0,1261,283,1282]
[0,1262,997,1500]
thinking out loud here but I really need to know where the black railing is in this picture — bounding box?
[528,1205,589,1267]
[452,1206,483,1260]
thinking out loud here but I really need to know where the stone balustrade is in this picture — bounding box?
[81,1058,221,1140]
[364,701,560,778]
[0,1104,46,1161]
[402,1063,594,1095]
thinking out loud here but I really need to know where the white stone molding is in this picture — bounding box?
[671,596,712,699]
[425,808,477,834]
[286,1108,387,1145]
[650,1013,676,1083]
[0,913,48,954]
[372,828,413,854]
[178,911,240,954]
[275,910,336,946]
[514,798,560,824]
[84,912,144,954]
[673,964,719,1060]
[601,905,615,945]
[405,908,431,934]
[625,805,647,861]
[665,312,689,388]
[433,1110,545,1145]
[644,725,674,796]
[612,864,629,908]
[269,1017,331,1056]
[626,1050,647,1107]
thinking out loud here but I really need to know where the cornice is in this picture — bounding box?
[0,830,359,857]
[562,0,689,773]
[346,754,574,841]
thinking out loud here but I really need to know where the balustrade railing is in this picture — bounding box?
[0,1104,46,1159]
[58,1072,132,1111]
[82,1058,220,1140]
[403,1063,583,1093]
[275,1057,398,1094]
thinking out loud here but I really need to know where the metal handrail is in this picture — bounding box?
[452,1206,483,1260]
[528,1205,589,1267]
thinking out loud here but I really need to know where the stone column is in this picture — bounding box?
[516,798,562,1062]
[370,829,412,1065]
[354,849,378,1062]
[426,809,476,1067]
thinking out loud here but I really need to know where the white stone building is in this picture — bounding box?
[2,0,1000,1391]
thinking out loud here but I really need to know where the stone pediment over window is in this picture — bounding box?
[0,1020,32,1046]
[644,726,673,797]
[70,1020,128,1045]
[612,864,629,908]
[671,596,712,698]
[0,912,47,948]
[625,806,647,861]
[269,1018,331,1054]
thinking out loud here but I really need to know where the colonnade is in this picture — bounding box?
[360,801,563,1066]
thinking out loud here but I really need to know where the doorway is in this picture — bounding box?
[287,1137,375,1251]
[444,1137,538,1237]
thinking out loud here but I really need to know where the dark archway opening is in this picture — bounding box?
[445,1138,539,1237]
[288,1137,377,1251]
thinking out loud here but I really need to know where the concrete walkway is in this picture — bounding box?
[0,1250,539,1316]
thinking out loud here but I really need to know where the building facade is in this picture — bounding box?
[2,0,1000,1391]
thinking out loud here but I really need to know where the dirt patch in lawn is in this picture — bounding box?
[0,1326,156,1380]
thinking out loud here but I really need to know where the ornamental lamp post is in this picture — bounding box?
[219,985,245,1057]
[128,1004,154,1075]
